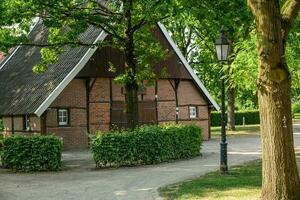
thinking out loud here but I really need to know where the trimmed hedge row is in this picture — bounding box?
[0,118,3,131]
[0,133,3,150]
[0,119,3,150]
[1,135,63,172]
[91,124,202,168]
[211,110,260,127]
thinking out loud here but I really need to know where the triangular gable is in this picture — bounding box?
[78,27,193,80]
[157,23,219,110]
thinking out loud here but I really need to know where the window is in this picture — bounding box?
[58,109,69,126]
[23,114,30,131]
[189,106,198,119]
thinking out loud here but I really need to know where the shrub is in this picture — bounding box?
[1,135,63,172]
[211,110,260,126]
[91,124,202,168]
[0,118,3,131]
[0,133,3,152]
[0,119,3,151]
[292,103,300,115]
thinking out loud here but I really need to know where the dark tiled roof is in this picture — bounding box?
[0,20,102,116]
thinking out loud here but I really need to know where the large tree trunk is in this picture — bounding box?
[249,0,300,199]
[259,74,300,200]
[227,87,236,131]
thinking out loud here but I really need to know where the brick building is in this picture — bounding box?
[0,20,219,150]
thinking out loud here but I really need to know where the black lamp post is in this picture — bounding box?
[215,26,230,174]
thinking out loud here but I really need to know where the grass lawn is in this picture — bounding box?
[160,157,300,200]
[211,125,260,138]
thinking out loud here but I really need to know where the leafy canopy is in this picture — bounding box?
[0,0,180,84]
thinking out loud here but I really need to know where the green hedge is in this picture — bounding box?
[91,124,202,168]
[1,135,63,172]
[292,103,300,115]
[0,119,3,152]
[0,133,3,151]
[0,118,3,131]
[211,110,260,127]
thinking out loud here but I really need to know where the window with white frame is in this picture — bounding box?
[58,109,69,126]
[189,106,198,119]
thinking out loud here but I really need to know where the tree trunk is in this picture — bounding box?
[125,81,139,130]
[259,73,300,200]
[227,55,236,131]
[249,0,300,199]
[124,0,139,130]
[227,87,235,131]
[124,39,139,130]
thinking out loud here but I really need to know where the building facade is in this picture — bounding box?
[0,20,219,149]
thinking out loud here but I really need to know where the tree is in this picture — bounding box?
[2,0,177,129]
[248,0,300,199]
[166,0,253,130]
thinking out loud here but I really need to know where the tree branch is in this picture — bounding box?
[281,0,300,40]
[247,0,260,21]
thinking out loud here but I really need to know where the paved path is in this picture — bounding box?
[1,126,300,200]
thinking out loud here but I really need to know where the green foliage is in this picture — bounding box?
[231,30,258,109]
[0,119,3,153]
[91,124,202,168]
[0,132,3,150]
[211,110,260,127]
[2,0,178,84]
[292,102,300,115]
[1,135,63,172]
[287,17,300,101]
[165,0,255,110]
[0,118,3,131]
[0,0,34,52]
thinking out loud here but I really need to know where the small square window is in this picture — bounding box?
[189,106,198,119]
[58,109,69,126]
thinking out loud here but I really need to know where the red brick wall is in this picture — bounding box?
[178,80,210,140]
[89,78,112,133]
[88,78,211,140]
[157,80,211,140]
[46,79,89,150]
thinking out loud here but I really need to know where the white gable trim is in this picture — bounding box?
[157,22,220,110]
[34,31,108,117]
